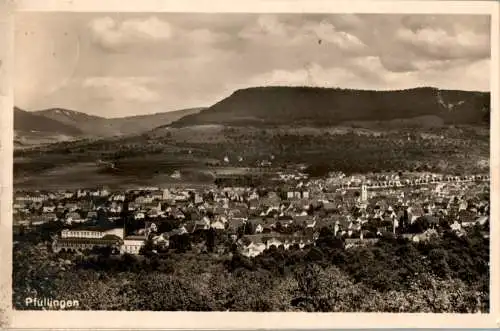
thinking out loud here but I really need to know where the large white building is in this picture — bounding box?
[57,227,146,255]
[61,227,124,239]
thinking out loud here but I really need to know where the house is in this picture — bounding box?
[171,209,185,220]
[42,205,56,213]
[134,211,146,220]
[266,236,284,249]
[147,209,161,218]
[194,194,204,204]
[345,238,379,249]
[248,191,259,200]
[64,202,79,212]
[30,215,51,226]
[302,218,316,229]
[193,217,210,231]
[248,199,260,211]
[152,233,170,247]
[286,190,309,200]
[121,235,146,255]
[65,212,84,224]
[226,217,246,233]
[135,196,154,204]
[13,200,29,211]
[109,202,123,214]
[214,214,228,224]
[228,206,247,219]
[174,194,189,202]
[211,220,225,230]
[238,235,267,257]
[39,213,58,223]
[128,202,140,211]
[410,228,438,242]
[322,202,337,213]
[151,191,164,201]
[450,221,466,236]
[250,218,275,233]
[407,205,424,223]
[476,216,489,226]
[62,191,74,199]
[92,188,109,197]
[168,225,188,237]
[110,193,126,202]
[277,217,294,229]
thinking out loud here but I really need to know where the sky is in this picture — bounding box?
[15,13,491,118]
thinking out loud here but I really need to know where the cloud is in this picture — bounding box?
[185,28,230,45]
[246,63,361,88]
[396,26,490,60]
[239,15,367,54]
[16,13,491,118]
[239,15,289,39]
[245,55,490,92]
[82,76,160,103]
[302,20,367,52]
[89,16,172,51]
[378,56,418,73]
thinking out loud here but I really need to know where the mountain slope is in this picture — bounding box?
[33,107,205,137]
[14,107,83,135]
[36,108,105,127]
[171,86,490,128]
[111,107,205,135]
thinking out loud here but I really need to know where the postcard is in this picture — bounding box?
[0,0,498,329]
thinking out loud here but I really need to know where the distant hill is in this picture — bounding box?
[35,107,204,136]
[36,108,104,128]
[14,107,83,135]
[110,108,205,135]
[171,86,490,128]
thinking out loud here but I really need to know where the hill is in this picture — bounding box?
[12,107,205,146]
[36,108,104,128]
[34,107,204,137]
[110,107,205,135]
[14,107,83,135]
[171,86,490,128]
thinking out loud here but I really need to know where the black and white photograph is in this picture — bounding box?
[2,0,499,328]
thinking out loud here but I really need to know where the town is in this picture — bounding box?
[13,171,490,258]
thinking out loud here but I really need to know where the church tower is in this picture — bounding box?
[361,184,368,202]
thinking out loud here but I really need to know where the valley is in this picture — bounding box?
[13,86,490,189]
[14,124,489,189]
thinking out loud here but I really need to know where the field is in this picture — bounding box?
[14,124,490,189]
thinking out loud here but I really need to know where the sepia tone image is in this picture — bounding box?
[12,11,491,313]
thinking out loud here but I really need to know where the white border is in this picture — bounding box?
[1,0,499,329]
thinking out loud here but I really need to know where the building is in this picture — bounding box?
[53,235,123,253]
[121,235,146,255]
[61,227,124,240]
[286,190,310,200]
[361,184,368,202]
[54,226,124,253]
[162,189,172,200]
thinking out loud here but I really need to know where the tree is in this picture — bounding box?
[140,239,155,256]
[206,228,216,253]
[315,226,344,251]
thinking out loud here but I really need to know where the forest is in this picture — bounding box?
[13,221,489,312]
[170,86,490,127]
